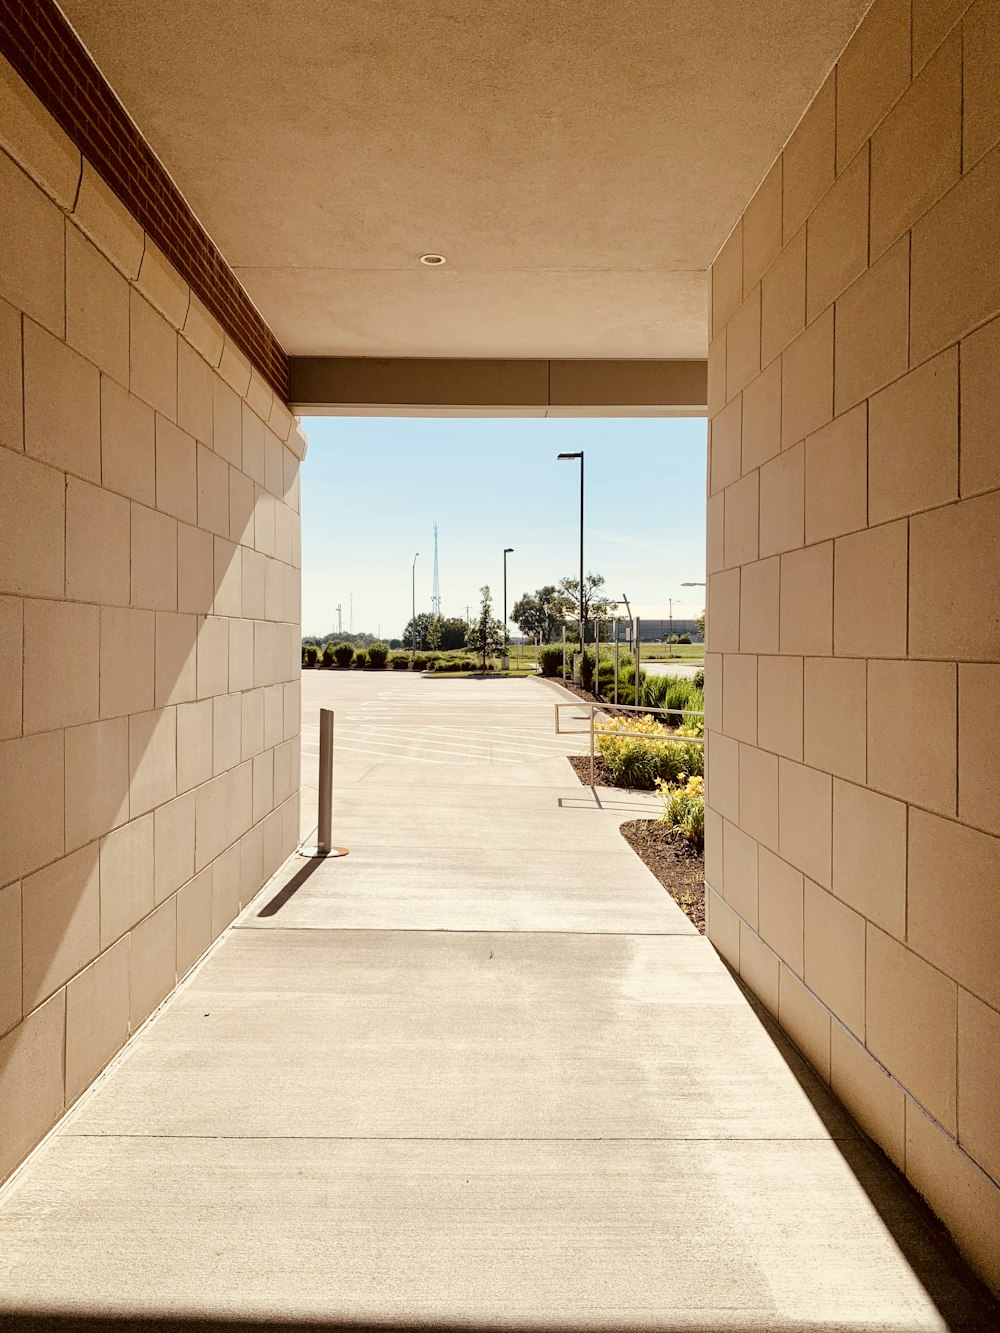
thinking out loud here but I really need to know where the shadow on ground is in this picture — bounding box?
[4,1316,995,1333]
[730,971,1000,1333]
[255,856,329,918]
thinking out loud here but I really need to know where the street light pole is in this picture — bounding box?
[557,451,584,651]
[411,552,419,658]
[503,547,514,651]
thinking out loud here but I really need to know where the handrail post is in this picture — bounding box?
[590,704,596,788]
[614,617,619,706]
[634,616,641,707]
[298,707,348,859]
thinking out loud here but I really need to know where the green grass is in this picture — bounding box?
[398,644,705,672]
[306,644,703,668]
[510,643,704,664]
[424,668,539,679]
[631,644,705,662]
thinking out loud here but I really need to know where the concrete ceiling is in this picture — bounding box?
[60,1,870,359]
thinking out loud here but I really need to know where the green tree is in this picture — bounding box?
[466,586,506,670]
[511,593,544,640]
[402,612,467,650]
[440,617,468,650]
[402,611,431,651]
[512,584,574,642]
[695,610,706,640]
[558,572,613,639]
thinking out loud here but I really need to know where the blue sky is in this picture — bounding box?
[299,416,707,639]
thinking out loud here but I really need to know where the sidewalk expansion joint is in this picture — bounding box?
[64,1132,860,1143]
[233,925,705,937]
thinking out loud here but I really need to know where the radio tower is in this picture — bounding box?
[431,522,442,617]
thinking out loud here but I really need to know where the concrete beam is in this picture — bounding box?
[288,358,707,417]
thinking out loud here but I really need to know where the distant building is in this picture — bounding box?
[605,618,702,643]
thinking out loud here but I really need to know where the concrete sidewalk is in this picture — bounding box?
[0,673,994,1330]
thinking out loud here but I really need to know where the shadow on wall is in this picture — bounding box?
[0,0,308,1208]
[1,353,304,1186]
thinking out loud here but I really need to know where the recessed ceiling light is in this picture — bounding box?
[419,254,446,266]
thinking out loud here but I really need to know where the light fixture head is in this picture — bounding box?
[504,547,514,554]
[556,451,583,460]
[419,254,446,266]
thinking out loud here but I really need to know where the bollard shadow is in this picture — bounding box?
[255,855,329,918]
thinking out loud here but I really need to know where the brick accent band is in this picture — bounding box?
[0,0,290,400]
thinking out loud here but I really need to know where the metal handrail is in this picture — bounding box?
[554,701,705,788]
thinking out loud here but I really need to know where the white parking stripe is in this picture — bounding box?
[300,678,588,768]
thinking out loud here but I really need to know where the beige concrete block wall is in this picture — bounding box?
[705,0,1000,1293]
[0,62,304,1182]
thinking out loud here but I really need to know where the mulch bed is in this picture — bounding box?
[552,678,600,704]
[620,819,705,933]
[566,753,705,933]
[548,678,636,719]
[567,753,621,787]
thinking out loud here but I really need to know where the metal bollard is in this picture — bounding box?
[299,707,349,858]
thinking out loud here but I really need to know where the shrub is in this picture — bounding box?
[692,667,705,690]
[638,673,666,708]
[595,656,640,704]
[677,633,692,644]
[650,675,698,720]
[331,641,354,668]
[657,773,705,848]
[538,645,564,677]
[367,642,389,669]
[389,653,410,669]
[321,642,338,668]
[353,648,368,668]
[597,715,704,790]
[412,654,428,671]
[633,674,705,732]
[302,644,319,669]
